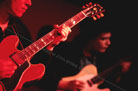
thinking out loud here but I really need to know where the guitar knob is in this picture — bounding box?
[85,4,89,7]
[82,5,86,9]
[97,4,103,9]
[89,2,92,5]
[100,13,104,17]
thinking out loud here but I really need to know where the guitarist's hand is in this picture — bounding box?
[58,80,85,91]
[0,59,17,80]
[54,24,71,41]
[46,24,71,51]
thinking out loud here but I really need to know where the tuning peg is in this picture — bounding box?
[93,3,97,6]
[97,4,103,9]
[93,7,97,11]
[82,5,86,9]
[85,4,89,7]
[100,13,104,17]
[96,14,101,19]
[89,2,92,6]
[92,16,97,21]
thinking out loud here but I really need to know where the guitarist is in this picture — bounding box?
[41,18,132,91]
[0,0,71,86]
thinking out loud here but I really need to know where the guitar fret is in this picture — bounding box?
[31,44,39,52]
[25,47,34,56]
[25,44,38,57]
[41,39,47,46]
[17,52,25,60]
[40,38,47,45]
[76,13,83,22]
[36,41,41,48]
[43,36,53,43]
[43,36,50,43]
[35,44,40,50]
[39,38,47,46]
[22,50,29,58]
[36,41,43,50]
[81,11,87,17]
[64,12,86,28]
[18,51,27,61]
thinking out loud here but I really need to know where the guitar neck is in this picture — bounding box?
[60,11,87,28]
[91,62,122,84]
[13,10,87,66]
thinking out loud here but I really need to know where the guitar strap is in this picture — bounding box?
[80,56,97,69]
[10,25,24,50]
[0,21,25,50]
[0,27,3,42]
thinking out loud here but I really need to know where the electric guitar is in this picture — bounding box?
[60,61,123,91]
[0,2,105,91]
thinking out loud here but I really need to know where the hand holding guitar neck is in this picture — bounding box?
[46,24,71,51]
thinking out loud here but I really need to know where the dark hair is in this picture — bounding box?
[71,17,113,50]
[79,17,112,38]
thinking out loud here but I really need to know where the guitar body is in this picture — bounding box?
[0,36,45,91]
[61,64,110,91]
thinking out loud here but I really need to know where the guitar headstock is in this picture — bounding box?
[82,2,105,20]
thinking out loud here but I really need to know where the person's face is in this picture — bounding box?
[87,32,112,53]
[9,0,32,17]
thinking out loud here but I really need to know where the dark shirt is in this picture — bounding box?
[0,16,32,49]
[39,41,132,91]
[0,16,35,90]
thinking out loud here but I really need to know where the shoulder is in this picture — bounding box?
[11,17,31,39]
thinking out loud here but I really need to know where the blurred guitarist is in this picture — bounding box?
[42,18,132,91]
